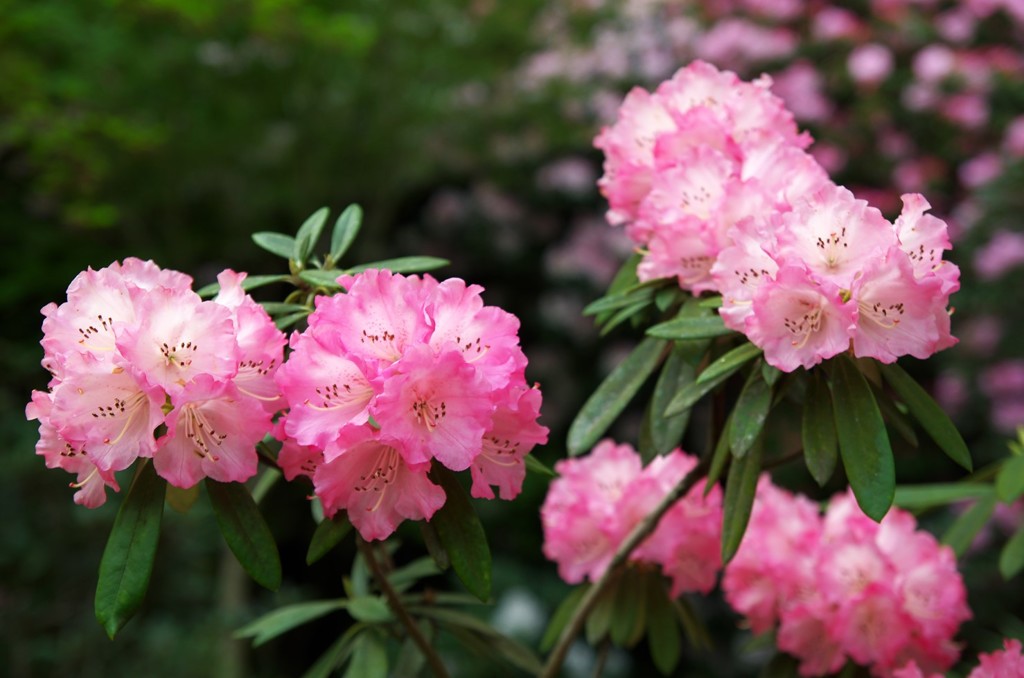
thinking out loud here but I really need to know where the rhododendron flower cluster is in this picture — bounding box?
[275,269,547,541]
[595,60,960,372]
[895,638,1024,678]
[25,259,285,506]
[540,440,722,596]
[724,478,971,677]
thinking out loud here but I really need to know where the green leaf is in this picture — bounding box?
[802,370,838,487]
[388,557,442,594]
[306,513,353,565]
[598,300,654,336]
[302,624,365,678]
[997,455,1024,503]
[647,314,734,340]
[646,581,682,675]
[235,600,347,646]
[525,454,557,478]
[665,360,741,418]
[894,483,997,509]
[583,285,656,316]
[706,412,734,494]
[721,437,762,564]
[610,571,646,647]
[196,273,291,298]
[645,341,705,459]
[828,356,895,522]
[540,585,589,652]
[874,386,919,448]
[345,256,449,275]
[730,365,773,458]
[259,301,311,316]
[252,231,297,260]
[943,492,997,557]
[346,596,392,624]
[95,462,166,639]
[673,598,712,651]
[330,204,363,262]
[206,479,282,591]
[392,621,431,678]
[294,207,330,265]
[585,577,617,644]
[696,342,762,385]
[428,466,491,601]
[298,269,343,289]
[567,337,666,455]
[698,295,723,309]
[999,525,1024,579]
[879,363,972,471]
[596,253,641,325]
[410,606,543,674]
[342,631,388,678]
[275,310,311,330]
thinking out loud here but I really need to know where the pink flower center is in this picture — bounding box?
[182,405,227,461]
[783,301,824,348]
[816,228,849,268]
[412,396,447,432]
[354,446,400,512]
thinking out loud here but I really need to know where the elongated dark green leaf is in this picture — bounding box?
[330,204,363,262]
[540,586,589,652]
[252,231,297,259]
[721,438,762,564]
[259,302,311,316]
[665,360,741,417]
[294,207,330,264]
[347,596,391,623]
[568,337,666,455]
[598,300,653,336]
[879,363,972,471]
[943,492,997,557]
[828,357,895,522]
[307,513,353,565]
[596,253,641,325]
[388,557,441,593]
[197,273,291,298]
[1000,525,1024,579]
[996,455,1024,503]
[706,412,734,495]
[730,366,773,458]
[646,582,682,675]
[391,621,431,678]
[697,342,762,385]
[874,387,919,447]
[95,462,166,639]
[642,344,700,459]
[761,362,781,386]
[419,521,450,571]
[235,600,347,646]
[894,483,995,509]
[673,598,712,651]
[410,606,544,674]
[298,269,343,289]
[802,370,838,487]
[699,295,723,308]
[206,479,282,590]
[345,256,449,275]
[647,314,733,340]
[343,631,388,678]
[585,578,617,644]
[583,285,656,315]
[302,624,365,678]
[428,466,491,601]
[525,454,556,478]
[655,287,678,313]
[610,570,645,647]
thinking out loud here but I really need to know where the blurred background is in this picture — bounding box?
[2,1,1023,676]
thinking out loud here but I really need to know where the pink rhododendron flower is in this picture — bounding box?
[725,482,970,677]
[315,427,446,542]
[29,259,283,501]
[968,638,1024,677]
[276,269,547,540]
[541,440,722,591]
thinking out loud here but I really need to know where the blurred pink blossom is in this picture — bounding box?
[941,93,990,129]
[913,45,957,82]
[772,61,834,122]
[694,19,797,69]
[848,43,895,86]
[1002,116,1024,157]
[973,230,1024,280]
[812,7,863,41]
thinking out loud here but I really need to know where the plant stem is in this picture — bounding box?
[356,537,451,678]
[539,458,709,678]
